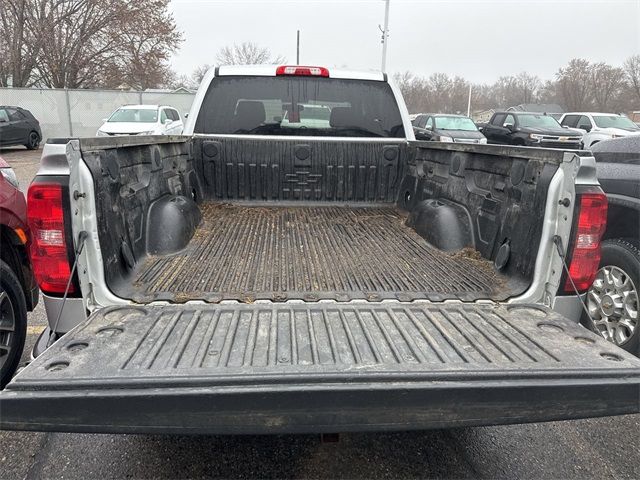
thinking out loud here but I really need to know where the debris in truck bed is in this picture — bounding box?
[125,203,520,303]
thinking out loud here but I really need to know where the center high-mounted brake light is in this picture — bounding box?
[563,191,608,293]
[276,65,330,77]
[27,182,76,295]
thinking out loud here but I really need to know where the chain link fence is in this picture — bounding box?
[0,87,196,141]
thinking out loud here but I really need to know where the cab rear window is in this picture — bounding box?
[194,76,405,138]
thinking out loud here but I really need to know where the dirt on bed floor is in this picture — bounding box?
[125,203,514,303]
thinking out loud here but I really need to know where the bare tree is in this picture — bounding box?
[1,0,182,89]
[191,64,212,87]
[623,55,640,107]
[393,71,428,113]
[0,0,46,87]
[590,62,626,111]
[556,59,592,111]
[394,57,635,116]
[516,72,541,104]
[216,42,286,65]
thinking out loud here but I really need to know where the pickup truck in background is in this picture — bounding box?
[482,111,582,149]
[1,65,639,434]
[559,112,640,150]
[583,136,640,355]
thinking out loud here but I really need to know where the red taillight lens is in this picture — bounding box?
[27,182,75,295]
[276,65,330,77]
[564,192,608,292]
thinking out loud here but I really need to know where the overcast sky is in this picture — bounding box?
[169,0,640,83]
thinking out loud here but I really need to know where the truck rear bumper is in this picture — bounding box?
[2,303,639,434]
[2,371,639,434]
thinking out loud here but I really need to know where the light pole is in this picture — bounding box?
[380,0,390,72]
[466,84,472,118]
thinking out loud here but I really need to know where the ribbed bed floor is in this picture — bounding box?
[127,203,508,303]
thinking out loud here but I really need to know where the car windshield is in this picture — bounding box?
[434,116,478,131]
[593,115,639,130]
[517,114,562,128]
[195,76,405,137]
[108,108,158,123]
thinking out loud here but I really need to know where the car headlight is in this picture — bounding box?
[529,134,544,141]
[478,138,488,144]
[137,131,155,136]
[438,135,453,142]
[0,166,19,189]
[95,130,108,137]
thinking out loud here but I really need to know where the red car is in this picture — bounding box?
[0,156,38,388]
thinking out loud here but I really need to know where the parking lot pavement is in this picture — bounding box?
[1,147,639,479]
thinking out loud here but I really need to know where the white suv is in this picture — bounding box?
[96,104,184,137]
[559,112,640,149]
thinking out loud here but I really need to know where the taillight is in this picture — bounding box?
[27,182,76,295]
[563,191,608,292]
[276,65,330,77]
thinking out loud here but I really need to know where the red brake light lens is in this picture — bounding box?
[564,192,608,292]
[276,65,329,77]
[27,182,75,295]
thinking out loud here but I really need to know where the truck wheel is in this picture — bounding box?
[583,239,639,355]
[0,259,28,389]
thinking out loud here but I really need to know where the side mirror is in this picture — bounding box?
[164,118,172,125]
[505,124,516,132]
[184,113,189,118]
[101,118,108,123]
[413,127,429,139]
[580,126,591,133]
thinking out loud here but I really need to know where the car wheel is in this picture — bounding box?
[0,259,28,389]
[25,131,40,150]
[582,239,639,355]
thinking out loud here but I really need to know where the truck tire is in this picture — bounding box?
[0,259,28,388]
[583,238,640,356]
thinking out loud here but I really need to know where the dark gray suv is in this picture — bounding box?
[0,106,42,150]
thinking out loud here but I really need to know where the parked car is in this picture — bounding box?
[0,156,39,388]
[96,105,184,137]
[412,114,487,144]
[583,136,639,355]
[0,106,42,150]
[2,65,639,434]
[559,112,640,149]
[482,111,582,149]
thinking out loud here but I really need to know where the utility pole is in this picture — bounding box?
[296,30,300,64]
[380,0,390,72]
[466,84,472,118]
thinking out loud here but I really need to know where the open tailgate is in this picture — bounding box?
[1,303,639,434]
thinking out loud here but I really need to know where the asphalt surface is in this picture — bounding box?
[1,146,639,480]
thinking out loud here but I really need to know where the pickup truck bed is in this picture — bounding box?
[129,203,506,303]
[81,136,545,308]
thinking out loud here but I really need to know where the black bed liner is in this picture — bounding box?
[2,303,639,434]
[121,204,522,303]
